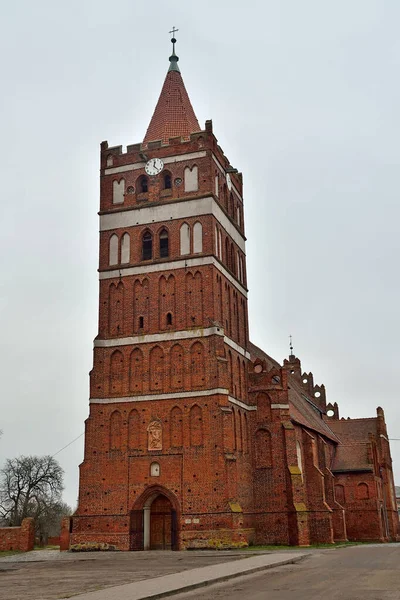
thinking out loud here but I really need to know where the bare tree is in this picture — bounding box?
[0,455,64,527]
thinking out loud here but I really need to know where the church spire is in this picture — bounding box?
[143,29,200,146]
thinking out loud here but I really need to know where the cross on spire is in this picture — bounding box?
[289,335,294,356]
[168,26,180,73]
[169,26,179,54]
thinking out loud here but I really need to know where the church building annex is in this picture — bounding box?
[63,36,399,550]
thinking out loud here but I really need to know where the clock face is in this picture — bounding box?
[145,158,164,176]
[226,172,232,190]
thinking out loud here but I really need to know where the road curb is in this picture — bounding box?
[68,553,308,600]
[141,554,308,600]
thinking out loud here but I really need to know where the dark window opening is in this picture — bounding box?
[142,232,152,260]
[164,173,172,189]
[159,229,169,258]
[139,316,144,329]
[166,312,172,326]
[139,176,148,193]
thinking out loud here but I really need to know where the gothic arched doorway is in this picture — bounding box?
[130,486,179,550]
[150,495,173,550]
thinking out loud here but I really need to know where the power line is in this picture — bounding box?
[52,433,84,458]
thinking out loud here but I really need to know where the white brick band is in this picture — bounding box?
[94,326,223,348]
[99,196,245,252]
[94,329,250,360]
[90,388,229,404]
[228,397,257,411]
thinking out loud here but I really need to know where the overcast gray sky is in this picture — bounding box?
[1,0,399,508]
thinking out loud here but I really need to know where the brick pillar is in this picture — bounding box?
[60,517,71,551]
[19,518,35,552]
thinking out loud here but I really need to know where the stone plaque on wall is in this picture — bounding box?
[148,420,162,451]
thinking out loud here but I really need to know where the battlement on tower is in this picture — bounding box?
[100,121,243,196]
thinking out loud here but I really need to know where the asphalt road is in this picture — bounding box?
[172,545,400,600]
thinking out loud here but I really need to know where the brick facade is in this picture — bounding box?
[71,44,399,550]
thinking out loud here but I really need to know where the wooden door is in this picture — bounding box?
[150,495,172,550]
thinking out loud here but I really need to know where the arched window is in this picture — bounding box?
[170,406,183,447]
[193,222,203,253]
[255,429,272,468]
[109,282,124,337]
[128,409,140,448]
[138,175,148,194]
[225,237,229,269]
[190,404,203,446]
[149,346,164,392]
[335,484,345,505]
[184,165,198,192]
[110,350,124,395]
[180,223,190,255]
[190,342,205,388]
[121,233,130,264]
[110,411,122,449]
[296,441,303,477]
[229,194,234,218]
[166,312,172,327]
[163,172,172,189]
[142,231,152,260]
[170,344,184,390]
[159,229,169,258]
[129,349,143,395]
[357,482,369,500]
[230,242,236,274]
[109,234,118,266]
[113,179,125,204]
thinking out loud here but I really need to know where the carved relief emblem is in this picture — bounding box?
[147,420,162,451]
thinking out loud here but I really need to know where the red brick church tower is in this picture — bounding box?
[71,35,254,550]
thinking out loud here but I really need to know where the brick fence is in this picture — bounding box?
[0,518,35,552]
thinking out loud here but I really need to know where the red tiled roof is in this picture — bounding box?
[328,418,377,444]
[331,444,373,472]
[143,70,201,145]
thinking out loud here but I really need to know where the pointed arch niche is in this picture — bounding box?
[189,404,203,446]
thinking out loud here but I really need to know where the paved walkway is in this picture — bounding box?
[64,552,307,600]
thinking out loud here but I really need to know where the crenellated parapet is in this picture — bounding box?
[283,354,328,412]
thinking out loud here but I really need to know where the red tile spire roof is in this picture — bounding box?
[143,37,200,146]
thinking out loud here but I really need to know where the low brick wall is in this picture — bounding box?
[0,518,35,552]
[47,536,60,546]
